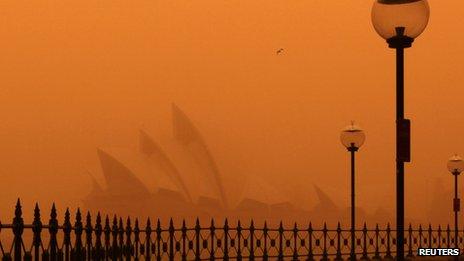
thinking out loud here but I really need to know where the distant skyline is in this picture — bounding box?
[0,0,463,223]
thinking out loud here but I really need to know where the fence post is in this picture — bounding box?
[278,221,284,261]
[74,209,84,261]
[85,212,93,261]
[335,223,342,261]
[293,223,298,261]
[32,203,42,261]
[308,222,314,261]
[322,222,328,261]
[181,220,187,261]
[373,224,380,260]
[428,224,432,249]
[223,219,229,260]
[250,220,255,260]
[145,218,152,261]
[95,213,103,261]
[407,223,413,258]
[104,216,111,261]
[385,223,392,259]
[263,221,268,261]
[12,199,24,261]
[63,209,71,261]
[126,217,132,261]
[210,219,215,261]
[134,219,140,261]
[361,222,369,260]
[169,219,175,261]
[195,218,200,261]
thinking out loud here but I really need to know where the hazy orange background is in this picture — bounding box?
[0,0,463,223]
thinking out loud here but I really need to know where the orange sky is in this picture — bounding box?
[0,0,463,222]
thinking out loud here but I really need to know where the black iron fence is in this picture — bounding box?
[0,200,461,260]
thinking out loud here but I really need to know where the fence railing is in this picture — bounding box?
[0,200,461,260]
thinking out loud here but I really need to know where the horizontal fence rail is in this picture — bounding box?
[0,200,461,260]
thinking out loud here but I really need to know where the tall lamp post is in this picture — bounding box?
[447,154,464,253]
[371,1,430,260]
[341,122,366,261]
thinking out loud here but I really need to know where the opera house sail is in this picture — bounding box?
[172,103,229,209]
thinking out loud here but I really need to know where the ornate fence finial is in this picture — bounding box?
[13,198,24,260]
[32,203,42,259]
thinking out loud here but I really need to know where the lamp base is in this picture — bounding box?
[387,35,414,49]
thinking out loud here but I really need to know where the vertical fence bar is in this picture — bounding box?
[322,223,328,261]
[223,219,229,260]
[237,221,242,261]
[195,219,200,261]
[181,220,187,261]
[119,218,124,259]
[12,199,24,261]
[335,223,342,261]
[438,225,442,248]
[385,223,392,259]
[134,219,140,261]
[74,209,84,261]
[169,219,175,261]
[373,224,380,260]
[278,221,283,261]
[428,224,432,249]
[49,204,59,260]
[111,216,118,260]
[361,223,368,260]
[156,219,161,261]
[125,217,132,261]
[447,224,451,249]
[63,209,71,261]
[407,224,413,258]
[85,212,93,261]
[308,223,314,261]
[250,220,255,260]
[210,219,215,261]
[95,213,103,261]
[292,223,298,261]
[418,225,422,250]
[145,218,152,261]
[32,204,42,261]
[104,216,111,261]
[263,222,268,261]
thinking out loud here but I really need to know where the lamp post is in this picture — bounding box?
[447,154,464,254]
[371,1,429,260]
[341,122,366,261]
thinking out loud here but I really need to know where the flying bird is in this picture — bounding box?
[276,48,284,55]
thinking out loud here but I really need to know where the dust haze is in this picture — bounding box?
[0,0,463,226]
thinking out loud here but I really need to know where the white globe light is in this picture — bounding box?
[447,154,464,175]
[340,122,366,150]
[371,0,430,40]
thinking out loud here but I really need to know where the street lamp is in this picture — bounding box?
[371,1,429,260]
[447,154,464,253]
[341,122,366,261]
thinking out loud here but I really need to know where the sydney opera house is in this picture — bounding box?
[82,104,447,226]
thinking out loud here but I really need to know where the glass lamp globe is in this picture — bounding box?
[340,122,366,150]
[447,154,464,175]
[371,0,430,40]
